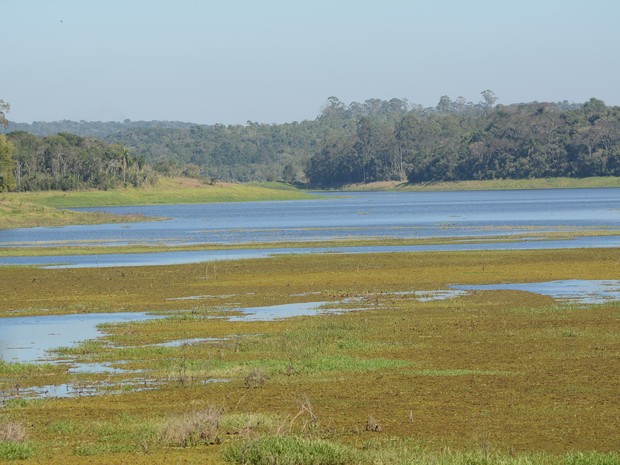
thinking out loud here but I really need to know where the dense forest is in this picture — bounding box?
[1,131,155,192]
[2,92,620,191]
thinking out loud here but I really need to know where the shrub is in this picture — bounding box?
[160,407,223,447]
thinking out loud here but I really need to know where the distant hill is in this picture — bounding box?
[5,95,617,188]
[1,119,197,137]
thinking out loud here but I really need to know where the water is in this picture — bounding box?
[1,189,619,268]
[1,236,620,268]
[229,301,336,321]
[452,280,620,304]
[0,312,161,364]
[2,189,619,401]
[2,281,618,402]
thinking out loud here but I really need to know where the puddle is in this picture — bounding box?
[451,280,620,304]
[149,337,225,348]
[66,362,133,374]
[0,312,163,364]
[2,377,168,403]
[228,301,346,321]
[391,290,470,302]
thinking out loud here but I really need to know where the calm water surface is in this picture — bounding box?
[0,312,160,363]
[1,189,619,267]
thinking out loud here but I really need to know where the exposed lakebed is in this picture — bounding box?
[2,279,619,402]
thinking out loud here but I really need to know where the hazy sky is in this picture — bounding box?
[3,0,619,124]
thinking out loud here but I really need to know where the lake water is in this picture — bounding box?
[1,189,619,268]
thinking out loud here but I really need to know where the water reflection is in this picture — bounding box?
[1,189,619,268]
[0,312,161,364]
[2,235,620,269]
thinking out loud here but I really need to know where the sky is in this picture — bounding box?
[2,0,620,125]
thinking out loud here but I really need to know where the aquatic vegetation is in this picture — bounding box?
[1,249,619,463]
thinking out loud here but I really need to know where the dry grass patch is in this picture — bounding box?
[159,406,224,447]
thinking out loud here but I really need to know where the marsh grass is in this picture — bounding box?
[2,249,620,463]
[0,360,58,375]
[223,435,356,465]
[224,436,620,465]
[46,419,84,435]
[362,446,620,465]
[0,420,34,461]
[0,441,36,460]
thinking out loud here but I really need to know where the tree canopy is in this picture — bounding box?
[0,134,16,192]
[3,94,620,189]
[5,132,154,191]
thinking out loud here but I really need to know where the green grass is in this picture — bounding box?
[224,437,620,465]
[223,435,356,465]
[4,177,316,209]
[0,177,317,229]
[0,441,36,460]
[0,359,58,375]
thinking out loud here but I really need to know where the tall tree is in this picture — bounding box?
[0,100,9,127]
[0,134,16,192]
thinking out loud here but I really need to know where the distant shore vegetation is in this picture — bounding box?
[2,92,620,192]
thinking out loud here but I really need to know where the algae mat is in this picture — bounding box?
[0,248,619,464]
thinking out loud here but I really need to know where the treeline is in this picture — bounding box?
[306,96,620,186]
[4,132,155,191]
[3,93,620,189]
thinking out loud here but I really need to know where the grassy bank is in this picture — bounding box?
[1,248,619,463]
[0,178,316,229]
[339,176,620,191]
[3,177,316,209]
[0,198,155,230]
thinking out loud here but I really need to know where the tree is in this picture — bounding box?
[0,135,16,191]
[480,90,498,112]
[281,163,297,183]
[0,100,9,127]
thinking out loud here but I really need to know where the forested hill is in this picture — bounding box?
[1,120,197,137]
[3,94,620,188]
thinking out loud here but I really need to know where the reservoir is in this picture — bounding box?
[1,188,619,267]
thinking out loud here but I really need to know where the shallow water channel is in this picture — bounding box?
[2,189,620,267]
[2,279,619,403]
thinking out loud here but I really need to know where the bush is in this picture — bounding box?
[160,407,223,447]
